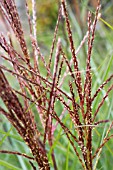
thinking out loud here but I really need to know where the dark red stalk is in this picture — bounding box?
[61,0,84,115]
[93,84,113,122]
[44,39,61,144]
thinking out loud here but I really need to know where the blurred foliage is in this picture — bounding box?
[28,0,58,32]
[28,0,113,32]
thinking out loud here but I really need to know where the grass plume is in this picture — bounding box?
[0,0,113,169]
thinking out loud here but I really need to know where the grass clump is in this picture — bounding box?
[0,0,113,169]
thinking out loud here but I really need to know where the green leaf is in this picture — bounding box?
[0,159,22,170]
